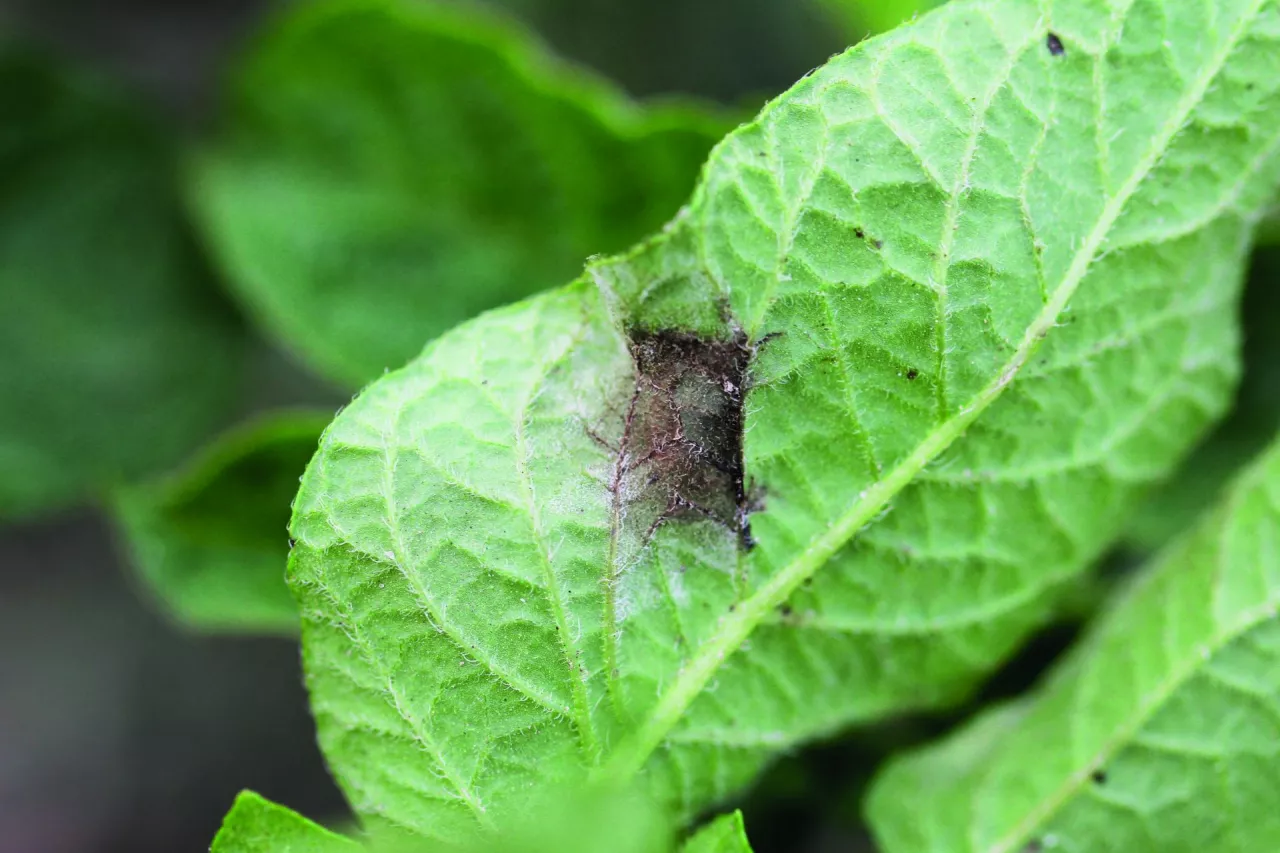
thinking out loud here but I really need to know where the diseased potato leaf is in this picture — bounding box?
[288,0,1280,843]
[867,433,1280,853]
[0,51,244,518]
[114,411,330,634]
[190,0,731,387]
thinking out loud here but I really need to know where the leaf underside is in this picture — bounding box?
[867,433,1280,853]
[190,0,729,387]
[289,0,1280,843]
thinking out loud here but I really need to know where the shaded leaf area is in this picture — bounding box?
[114,411,330,634]
[1259,200,1280,243]
[0,50,244,519]
[1127,246,1280,551]
[287,0,1280,844]
[212,791,360,853]
[867,434,1280,853]
[683,812,754,853]
[190,0,732,387]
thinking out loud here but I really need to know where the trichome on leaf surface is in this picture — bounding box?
[219,0,1280,849]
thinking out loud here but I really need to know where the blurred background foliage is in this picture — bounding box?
[0,0,1274,851]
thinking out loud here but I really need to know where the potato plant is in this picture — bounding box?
[4,0,1280,850]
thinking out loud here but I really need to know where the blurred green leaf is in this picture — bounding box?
[190,0,732,387]
[113,410,330,634]
[0,51,245,519]
[683,812,753,853]
[814,0,947,38]
[212,790,359,852]
[867,433,1280,853]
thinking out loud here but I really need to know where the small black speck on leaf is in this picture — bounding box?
[1046,32,1065,56]
[779,604,793,617]
[871,238,884,250]
[906,368,919,380]
[854,227,866,239]
[1091,769,1107,785]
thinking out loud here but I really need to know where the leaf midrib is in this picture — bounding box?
[980,444,1280,853]
[593,2,1266,785]
[983,589,1280,853]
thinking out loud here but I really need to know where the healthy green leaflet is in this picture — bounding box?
[114,411,330,634]
[866,431,1280,852]
[287,0,1280,844]
[212,791,360,853]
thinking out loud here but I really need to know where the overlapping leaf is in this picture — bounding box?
[0,52,244,518]
[114,411,330,634]
[289,0,1280,843]
[190,0,730,387]
[867,433,1280,852]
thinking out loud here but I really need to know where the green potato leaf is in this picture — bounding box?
[683,812,753,853]
[0,52,244,518]
[190,0,731,387]
[212,791,360,853]
[288,0,1280,843]
[866,432,1280,853]
[113,411,330,634]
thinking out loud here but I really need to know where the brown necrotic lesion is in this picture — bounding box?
[598,327,761,552]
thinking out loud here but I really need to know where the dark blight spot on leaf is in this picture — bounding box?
[854,227,866,239]
[1046,32,1065,56]
[610,328,760,550]
[906,368,919,380]
[1090,769,1107,785]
